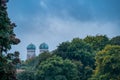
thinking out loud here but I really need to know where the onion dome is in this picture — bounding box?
[27,43,36,50]
[39,42,49,49]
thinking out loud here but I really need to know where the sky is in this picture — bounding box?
[7,0,120,60]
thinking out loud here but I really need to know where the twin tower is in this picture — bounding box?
[26,42,49,60]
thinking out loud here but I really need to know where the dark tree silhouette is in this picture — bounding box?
[0,0,20,80]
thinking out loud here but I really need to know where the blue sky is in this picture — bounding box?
[7,0,120,60]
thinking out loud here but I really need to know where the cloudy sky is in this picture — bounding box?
[7,0,120,60]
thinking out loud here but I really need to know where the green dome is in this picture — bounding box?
[27,43,36,50]
[39,42,49,49]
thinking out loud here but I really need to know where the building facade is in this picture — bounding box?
[27,43,36,60]
[26,42,49,60]
[39,42,49,53]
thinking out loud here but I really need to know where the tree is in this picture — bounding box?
[0,0,20,80]
[35,56,79,80]
[84,35,109,51]
[110,36,120,45]
[24,52,52,70]
[54,38,95,80]
[91,45,120,80]
[54,38,94,64]
[0,0,20,53]
[37,52,52,65]
[53,41,71,59]
[17,71,35,80]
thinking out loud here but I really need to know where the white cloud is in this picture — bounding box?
[7,0,120,61]
[9,14,119,60]
[45,16,117,38]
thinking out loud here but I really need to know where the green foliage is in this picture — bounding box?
[54,38,94,65]
[91,45,120,80]
[19,35,120,80]
[25,57,39,70]
[0,0,20,80]
[0,1,20,53]
[17,71,35,80]
[53,38,94,80]
[110,36,120,45]
[53,41,70,59]
[21,52,51,71]
[38,52,52,64]
[35,56,79,80]
[84,35,109,51]
[0,51,20,80]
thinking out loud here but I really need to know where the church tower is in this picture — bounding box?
[39,42,49,53]
[27,43,36,59]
